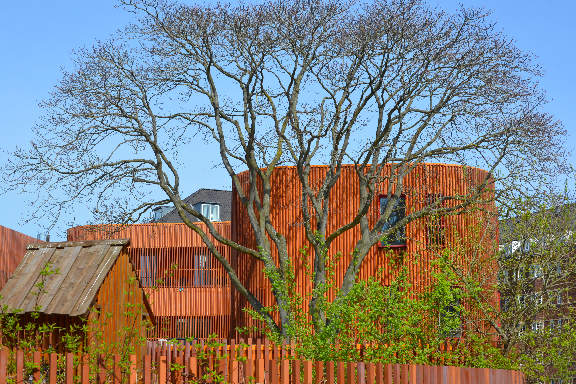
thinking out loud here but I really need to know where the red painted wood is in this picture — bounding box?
[16,350,24,384]
[113,354,121,384]
[327,361,335,384]
[367,363,375,384]
[304,361,313,384]
[159,355,167,384]
[81,354,89,384]
[295,359,302,384]
[346,362,355,384]
[337,361,345,384]
[144,355,152,384]
[315,360,324,384]
[32,350,41,382]
[65,353,74,384]
[232,164,498,335]
[281,359,290,384]
[49,353,57,384]
[0,349,7,384]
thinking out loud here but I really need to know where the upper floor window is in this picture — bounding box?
[425,194,446,248]
[380,195,406,246]
[200,203,220,221]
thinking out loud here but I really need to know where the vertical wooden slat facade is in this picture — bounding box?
[0,225,39,289]
[89,247,152,361]
[231,163,498,332]
[67,163,497,340]
[67,222,233,339]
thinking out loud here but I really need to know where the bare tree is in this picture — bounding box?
[3,0,566,336]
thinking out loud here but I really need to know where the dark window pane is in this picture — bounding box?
[380,195,406,246]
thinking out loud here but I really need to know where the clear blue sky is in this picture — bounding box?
[1,1,574,239]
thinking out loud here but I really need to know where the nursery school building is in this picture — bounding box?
[66,163,498,340]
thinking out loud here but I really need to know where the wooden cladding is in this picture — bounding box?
[66,163,497,339]
[0,225,38,290]
[67,222,233,339]
[231,163,498,332]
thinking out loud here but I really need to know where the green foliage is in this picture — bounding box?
[247,244,512,368]
[0,261,152,382]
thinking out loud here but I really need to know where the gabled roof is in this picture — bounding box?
[156,188,232,223]
[0,239,129,316]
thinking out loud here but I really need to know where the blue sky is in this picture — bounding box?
[0,1,574,239]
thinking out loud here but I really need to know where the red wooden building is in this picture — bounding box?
[0,225,40,290]
[67,163,498,339]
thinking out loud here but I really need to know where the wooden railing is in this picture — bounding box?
[0,347,524,383]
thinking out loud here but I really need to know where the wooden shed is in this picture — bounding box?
[0,239,153,358]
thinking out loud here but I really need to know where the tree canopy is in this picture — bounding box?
[2,0,567,336]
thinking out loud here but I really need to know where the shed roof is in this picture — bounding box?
[0,239,130,317]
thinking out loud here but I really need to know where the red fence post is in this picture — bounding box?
[366,363,375,384]
[65,352,74,384]
[0,349,7,384]
[315,361,324,384]
[32,350,41,382]
[113,354,121,384]
[245,356,254,382]
[257,358,265,383]
[337,361,345,384]
[144,355,152,384]
[358,362,366,384]
[159,355,167,384]
[81,354,89,384]
[49,353,57,384]
[346,362,355,384]
[231,356,239,384]
[327,361,335,384]
[130,354,137,384]
[294,359,302,384]
[304,361,313,384]
[281,359,290,384]
[16,350,23,384]
[270,357,279,384]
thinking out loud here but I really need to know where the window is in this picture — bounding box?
[530,264,543,279]
[379,195,406,246]
[556,290,564,305]
[439,293,462,338]
[200,203,220,221]
[425,194,446,248]
[139,253,157,287]
[193,253,213,287]
[531,320,544,332]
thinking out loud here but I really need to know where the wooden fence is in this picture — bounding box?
[0,347,524,383]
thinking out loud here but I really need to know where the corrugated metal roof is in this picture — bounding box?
[0,239,129,317]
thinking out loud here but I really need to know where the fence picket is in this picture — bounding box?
[159,355,167,384]
[16,350,23,384]
[337,361,345,384]
[49,353,57,384]
[0,344,526,384]
[0,349,7,384]
[315,360,324,384]
[281,358,290,384]
[65,353,74,384]
[367,362,375,384]
[144,354,152,384]
[304,361,313,384]
[327,361,335,384]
